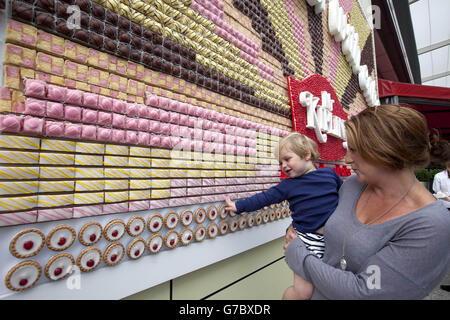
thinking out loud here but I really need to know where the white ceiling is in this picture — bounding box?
[410,0,450,87]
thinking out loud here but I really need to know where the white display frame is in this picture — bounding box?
[0,202,290,300]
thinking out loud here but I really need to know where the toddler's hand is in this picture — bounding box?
[224,196,237,213]
[283,225,297,252]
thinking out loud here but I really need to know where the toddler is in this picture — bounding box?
[224,132,343,299]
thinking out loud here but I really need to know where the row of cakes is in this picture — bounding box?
[9,0,292,117]
[5,204,291,291]
[0,136,280,217]
[4,18,291,131]
[1,78,286,153]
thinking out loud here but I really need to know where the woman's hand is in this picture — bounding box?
[283,225,297,252]
[224,196,237,213]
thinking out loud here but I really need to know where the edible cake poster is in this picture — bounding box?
[0,0,376,296]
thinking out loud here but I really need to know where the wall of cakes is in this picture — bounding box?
[0,0,375,297]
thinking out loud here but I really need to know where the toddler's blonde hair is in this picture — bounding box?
[275,132,320,162]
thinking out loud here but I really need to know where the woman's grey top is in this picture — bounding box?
[285,175,450,299]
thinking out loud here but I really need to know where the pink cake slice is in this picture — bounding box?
[169,112,179,124]
[137,118,150,131]
[97,111,112,126]
[126,117,138,130]
[23,116,44,134]
[24,97,46,116]
[146,94,159,107]
[111,129,125,143]
[148,107,160,120]
[148,120,161,133]
[158,97,169,110]
[178,114,189,126]
[137,132,150,145]
[98,96,113,111]
[160,123,170,135]
[82,109,98,124]
[83,92,99,108]
[64,105,82,122]
[46,84,67,102]
[149,134,161,147]
[97,127,112,141]
[125,130,138,144]
[81,125,97,140]
[0,114,22,132]
[126,103,139,117]
[112,99,126,114]
[112,113,126,128]
[160,136,172,148]
[64,123,82,139]
[65,89,83,105]
[45,120,64,137]
[46,102,64,119]
[24,79,46,99]
[159,110,169,122]
[137,104,149,118]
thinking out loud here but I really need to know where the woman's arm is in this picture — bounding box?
[285,217,450,299]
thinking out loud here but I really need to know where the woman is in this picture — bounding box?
[284,104,450,299]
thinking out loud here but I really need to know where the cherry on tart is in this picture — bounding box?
[218,220,228,235]
[262,212,269,224]
[104,219,126,242]
[46,225,76,251]
[9,229,45,259]
[195,208,207,224]
[179,228,193,246]
[180,209,193,226]
[275,209,282,219]
[247,214,255,227]
[238,216,247,230]
[228,218,238,232]
[78,222,102,246]
[164,230,179,249]
[77,247,102,272]
[147,214,163,233]
[103,243,125,266]
[194,225,206,242]
[269,210,276,222]
[127,238,146,260]
[207,205,218,221]
[218,204,228,219]
[207,222,218,238]
[281,208,288,218]
[164,211,179,230]
[255,213,262,225]
[5,261,42,291]
[44,253,75,280]
[126,216,145,237]
[147,234,163,254]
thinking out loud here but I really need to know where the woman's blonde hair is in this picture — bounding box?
[345,104,431,170]
[275,132,320,161]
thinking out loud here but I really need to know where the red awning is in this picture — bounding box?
[378,79,450,100]
[377,79,450,141]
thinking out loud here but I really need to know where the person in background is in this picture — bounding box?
[284,104,450,299]
[224,132,342,300]
[432,160,450,209]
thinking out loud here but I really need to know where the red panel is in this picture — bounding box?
[287,75,348,161]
